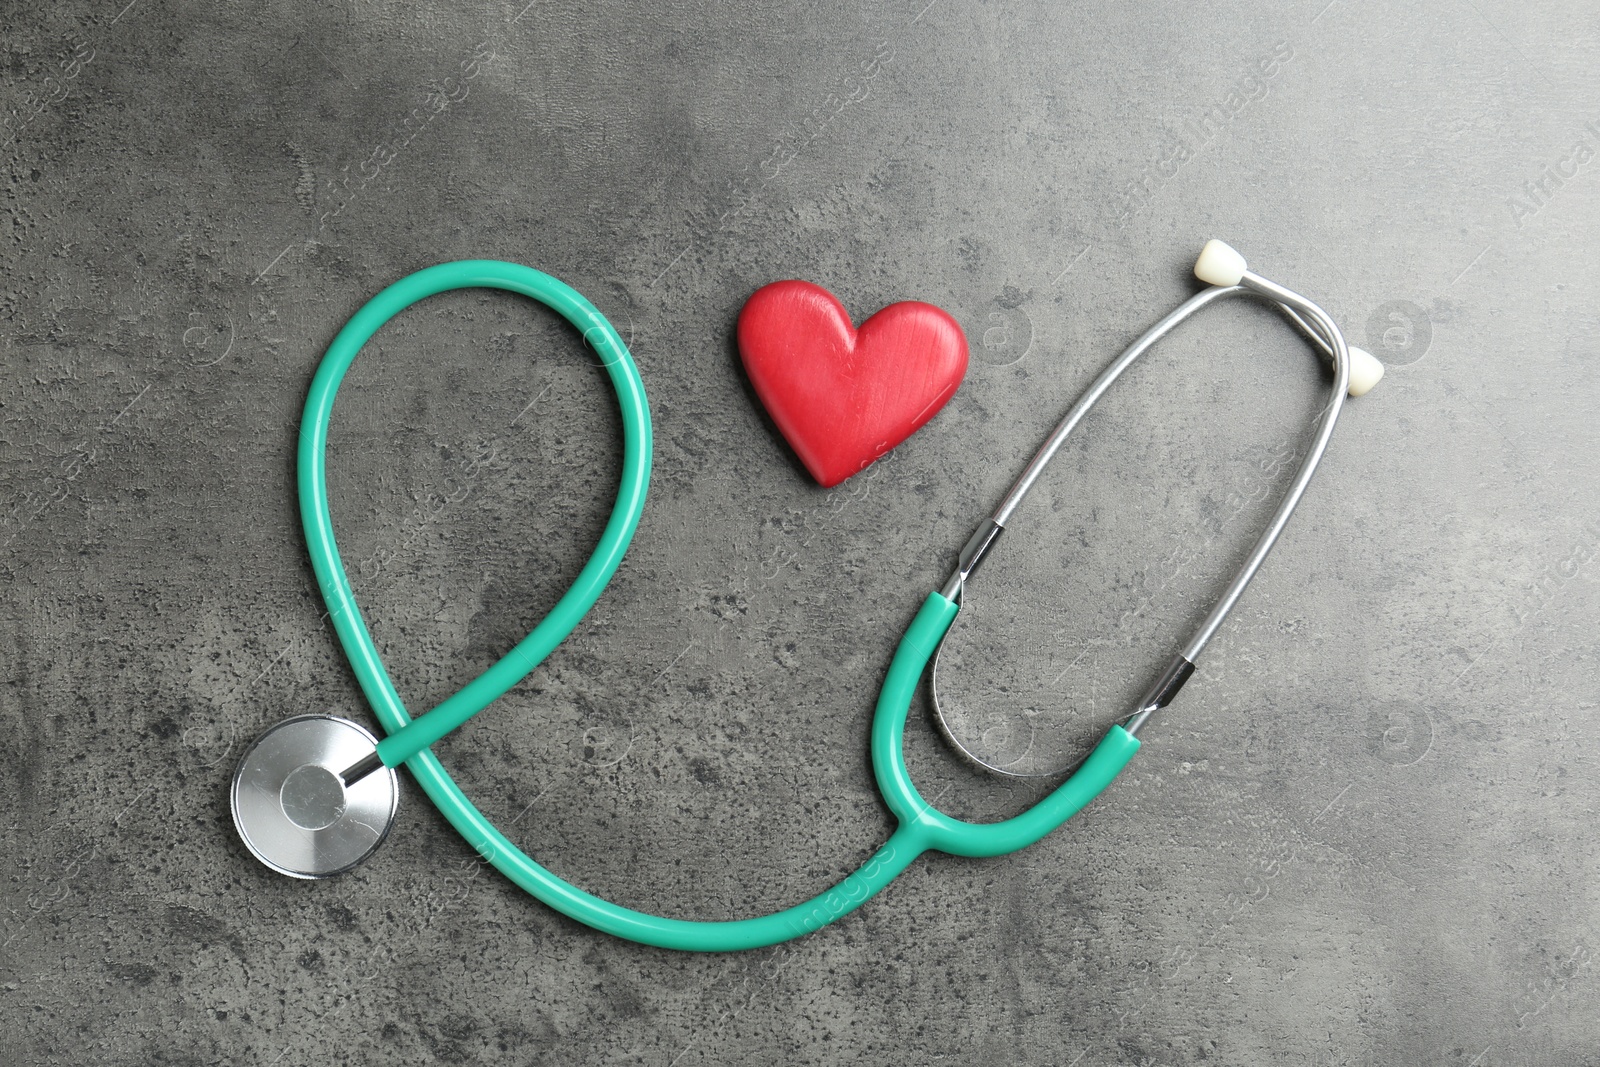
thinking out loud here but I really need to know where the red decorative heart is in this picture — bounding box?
[737,280,968,487]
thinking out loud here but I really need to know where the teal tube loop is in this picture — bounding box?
[298,261,652,770]
[299,261,1139,952]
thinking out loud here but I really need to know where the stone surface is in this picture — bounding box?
[2,1,1596,1064]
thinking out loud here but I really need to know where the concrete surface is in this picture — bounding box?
[3,0,1598,1063]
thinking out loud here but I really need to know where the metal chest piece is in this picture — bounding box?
[231,715,398,879]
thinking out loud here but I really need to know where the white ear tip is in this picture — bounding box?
[1347,346,1384,397]
[1194,239,1247,287]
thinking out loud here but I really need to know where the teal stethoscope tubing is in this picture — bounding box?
[301,260,1139,951]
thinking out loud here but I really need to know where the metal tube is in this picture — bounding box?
[1121,653,1196,737]
[933,266,1355,762]
[1176,270,1348,661]
[990,285,1238,528]
[338,749,386,787]
[1277,303,1340,364]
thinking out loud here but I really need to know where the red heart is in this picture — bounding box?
[737,280,968,487]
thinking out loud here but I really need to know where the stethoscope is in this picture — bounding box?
[232,240,1382,951]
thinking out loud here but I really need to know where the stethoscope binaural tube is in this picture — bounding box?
[232,242,1379,952]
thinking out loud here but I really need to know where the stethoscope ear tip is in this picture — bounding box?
[231,714,398,879]
[1347,346,1385,397]
[1194,239,1248,287]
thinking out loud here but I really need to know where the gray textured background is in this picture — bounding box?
[2,0,1596,1064]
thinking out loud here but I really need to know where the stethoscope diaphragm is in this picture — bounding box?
[230,714,399,879]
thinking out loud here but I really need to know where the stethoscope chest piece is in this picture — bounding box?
[230,714,399,879]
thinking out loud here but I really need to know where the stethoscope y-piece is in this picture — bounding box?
[232,242,1380,948]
